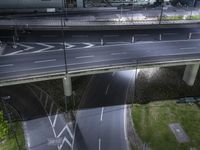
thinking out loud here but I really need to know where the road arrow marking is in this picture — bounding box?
[34,43,55,53]
[17,43,34,51]
[83,43,94,48]
[58,137,72,149]
[64,43,75,49]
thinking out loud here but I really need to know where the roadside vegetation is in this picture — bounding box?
[131,100,200,150]
[0,111,25,150]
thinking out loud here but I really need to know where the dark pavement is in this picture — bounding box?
[73,70,136,150]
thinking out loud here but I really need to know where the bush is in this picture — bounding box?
[0,111,9,141]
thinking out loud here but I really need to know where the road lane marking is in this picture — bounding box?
[112,72,115,77]
[99,138,101,150]
[0,64,13,68]
[64,43,75,49]
[83,43,94,48]
[49,101,54,115]
[124,104,128,141]
[57,123,74,139]
[34,43,55,53]
[76,55,94,59]
[103,35,119,37]
[180,47,197,50]
[72,35,88,38]
[105,84,110,95]
[34,59,57,64]
[17,43,33,51]
[111,52,127,55]
[100,107,104,122]
[163,32,178,35]
[52,110,59,128]
[134,34,150,36]
[41,35,58,38]
[5,50,23,55]
[191,32,200,34]
[58,137,72,149]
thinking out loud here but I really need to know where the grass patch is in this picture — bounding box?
[0,122,25,150]
[132,100,200,150]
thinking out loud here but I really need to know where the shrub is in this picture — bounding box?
[0,111,9,141]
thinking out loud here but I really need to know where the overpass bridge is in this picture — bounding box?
[0,39,200,94]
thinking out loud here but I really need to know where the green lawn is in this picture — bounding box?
[0,122,25,150]
[132,100,200,150]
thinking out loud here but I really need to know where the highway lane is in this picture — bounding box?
[1,27,200,56]
[0,39,200,82]
[73,70,135,150]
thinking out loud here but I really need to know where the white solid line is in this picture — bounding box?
[76,55,94,59]
[34,59,56,64]
[100,107,104,122]
[124,105,128,141]
[99,138,101,150]
[52,110,59,128]
[0,64,13,68]
[180,47,196,50]
[111,52,127,55]
[83,43,94,48]
[191,32,200,34]
[5,50,23,56]
[105,84,110,95]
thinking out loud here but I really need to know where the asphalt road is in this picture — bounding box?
[0,38,200,82]
[1,28,200,56]
[0,85,73,150]
[73,70,135,150]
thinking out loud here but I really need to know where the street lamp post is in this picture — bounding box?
[159,2,164,24]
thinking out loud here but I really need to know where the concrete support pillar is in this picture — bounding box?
[63,76,72,97]
[76,0,84,8]
[183,64,200,86]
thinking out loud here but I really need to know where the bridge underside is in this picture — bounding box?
[0,58,199,87]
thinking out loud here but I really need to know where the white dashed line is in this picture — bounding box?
[72,35,88,38]
[100,107,104,122]
[111,52,127,55]
[103,35,119,37]
[99,138,101,150]
[105,84,110,95]
[76,55,95,59]
[0,64,13,68]
[180,47,197,50]
[34,59,56,64]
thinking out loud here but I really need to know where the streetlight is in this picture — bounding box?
[159,1,164,24]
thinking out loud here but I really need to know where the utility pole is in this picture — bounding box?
[159,2,164,24]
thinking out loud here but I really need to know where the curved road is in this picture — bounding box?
[73,70,135,150]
